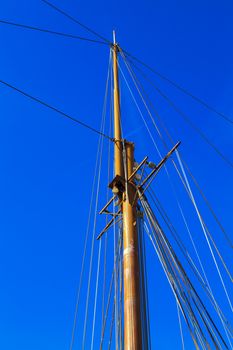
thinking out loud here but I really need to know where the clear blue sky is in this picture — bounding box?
[0,0,232,349]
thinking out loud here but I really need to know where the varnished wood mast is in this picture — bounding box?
[112,32,142,350]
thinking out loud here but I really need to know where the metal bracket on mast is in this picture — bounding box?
[138,141,181,195]
[96,208,122,240]
[96,142,180,240]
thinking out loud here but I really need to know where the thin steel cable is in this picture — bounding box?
[168,157,233,284]
[141,222,152,350]
[123,55,232,290]
[0,19,108,45]
[122,50,233,251]
[69,55,111,348]
[120,52,233,273]
[122,48,233,125]
[117,224,123,349]
[81,79,108,350]
[101,66,114,333]
[120,53,233,298]
[142,191,231,345]
[124,58,233,248]
[166,168,233,343]
[118,59,226,344]
[143,221,200,349]
[176,151,233,312]
[182,159,233,249]
[119,229,124,350]
[142,209,202,348]
[91,239,102,349]
[120,50,233,169]
[41,0,111,44]
[119,49,164,141]
[117,62,163,159]
[68,119,104,350]
[81,124,105,349]
[113,180,119,350]
[102,78,113,331]
[138,214,151,350]
[142,197,229,349]
[90,53,112,350]
[147,172,233,345]
[147,189,207,288]
[100,232,123,349]
[0,79,113,141]
[100,267,114,350]
[147,184,233,321]
[108,302,115,350]
[69,51,112,349]
[177,302,185,350]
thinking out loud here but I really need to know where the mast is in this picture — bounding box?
[112,32,142,350]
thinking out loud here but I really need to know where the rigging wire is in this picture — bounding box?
[0,79,113,141]
[90,52,112,350]
[177,302,185,350]
[41,0,111,44]
[81,55,110,349]
[146,187,233,342]
[91,237,102,350]
[182,160,233,249]
[138,214,152,350]
[101,70,113,333]
[69,55,111,348]
[147,188,206,286]
[141,196,230,349]
[121,48,233,125]
[0,19,108,45]
[69,56,111,349]
[99,232,123,349]
[120,49,233,169]
[113,203,120,350]
[119,227,124,350]
[81,113,105,349]
[108,302,115,350]
[176,151,233,311]
[143,214,203,349]
[3,1,232,345]
[68,118,104,350]
[124,57,233,249]
[119,51,233,247]
[118,53,233,345]
[120,52,233,281]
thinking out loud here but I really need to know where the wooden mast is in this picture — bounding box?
[112,32,142,350]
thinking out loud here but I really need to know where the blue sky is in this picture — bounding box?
[0,0,232,349]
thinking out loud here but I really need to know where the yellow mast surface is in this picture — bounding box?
[112,33,142,350]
